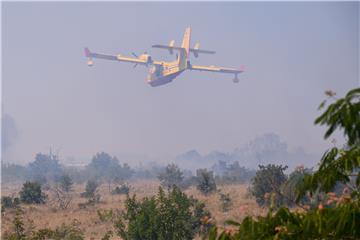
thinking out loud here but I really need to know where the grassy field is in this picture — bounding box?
[1,180,265,239]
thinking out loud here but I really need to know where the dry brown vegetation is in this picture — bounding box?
[1,180,265,239]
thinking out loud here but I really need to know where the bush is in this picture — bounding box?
[281,166,312,206]
[58,174,73,192]
[3,209,26,240]
[1,196,20,211]
[114,186,212,240]
[219,193,232,212]
[196,169,217,195]
[86,152,134,187]
[97,209,117,222]
[158,163,184,188]
[31,223,84,240]
[4,211,84,240]
[213,161,256,184]
[27,152,63,183]
[112,183,130,195]
[19,181,47,204]
[81,180,98,198]
[250,164,288,207]
[80,180,100,204]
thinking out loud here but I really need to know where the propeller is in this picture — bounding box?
[131,51,151,67]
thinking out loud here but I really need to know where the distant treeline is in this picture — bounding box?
[1,151,255,185]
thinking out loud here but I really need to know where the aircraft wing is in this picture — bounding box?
[152,45,215,55]
[84,47,150,66]
[189,64,244,74]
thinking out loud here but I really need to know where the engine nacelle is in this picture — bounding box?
[168,40,175,55]
[193,43,200,58]
[139,54,152,65]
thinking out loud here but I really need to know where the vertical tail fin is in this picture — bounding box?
[181,27,191,59]
[178,27,191,70]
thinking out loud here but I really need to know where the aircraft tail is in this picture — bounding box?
[181,27,191,59]
[178,27,191,69]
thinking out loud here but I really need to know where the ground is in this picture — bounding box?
[1,180,265,239]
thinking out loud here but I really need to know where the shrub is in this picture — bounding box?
[4,212,84,240]
[81,180,98,198]
[27,152,63,183]
[19,181,47,204]
[112,183,130,195]
[81,180,100,204]
[51,186,73,210]
[1,196,20,212]
[31,222,84,240]
[114,186,212,240]
[196,169,217,195]
[86,152,134,191]
[59,174,73,192]
[158,163,184,188]
[101,231,113,240]
[219,193,232,212]
[97,209,116,222]
[213,161,256,184]
[250,164,287,207]
[4,209,26,240]
[281,165,312,206]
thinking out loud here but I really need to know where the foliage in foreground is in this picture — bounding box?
[210,88,360,239]
[210,200,360,240]
[114,186,213,240]
[3,209,84,240]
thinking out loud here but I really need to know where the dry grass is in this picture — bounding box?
[1,180,265,239]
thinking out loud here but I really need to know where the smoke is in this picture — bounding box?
[2,114,19,154]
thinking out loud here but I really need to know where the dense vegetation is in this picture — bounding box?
[210,88,360,239]
[115,186,213,240]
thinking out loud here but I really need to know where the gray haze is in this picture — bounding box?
[2,2,359,166]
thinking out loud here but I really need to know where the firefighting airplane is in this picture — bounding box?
[84,27,244,87]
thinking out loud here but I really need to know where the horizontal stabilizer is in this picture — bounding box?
[190,48,215,54]
[152,45,215,55]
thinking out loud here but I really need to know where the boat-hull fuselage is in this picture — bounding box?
[147,69,185,87]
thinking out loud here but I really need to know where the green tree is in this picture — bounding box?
[196,169,217,195]
[81,180,98,198]
[1,196,20,212]
[250,164,288,207]
[158,163,184,188]
[86,152,133,192]
[27,152,63,184]
[5,209,26,240]
[115,186,212,240]
[19,181,47,204]
[59,174,73,192]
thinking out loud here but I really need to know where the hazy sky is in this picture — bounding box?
[2,2,359,165]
